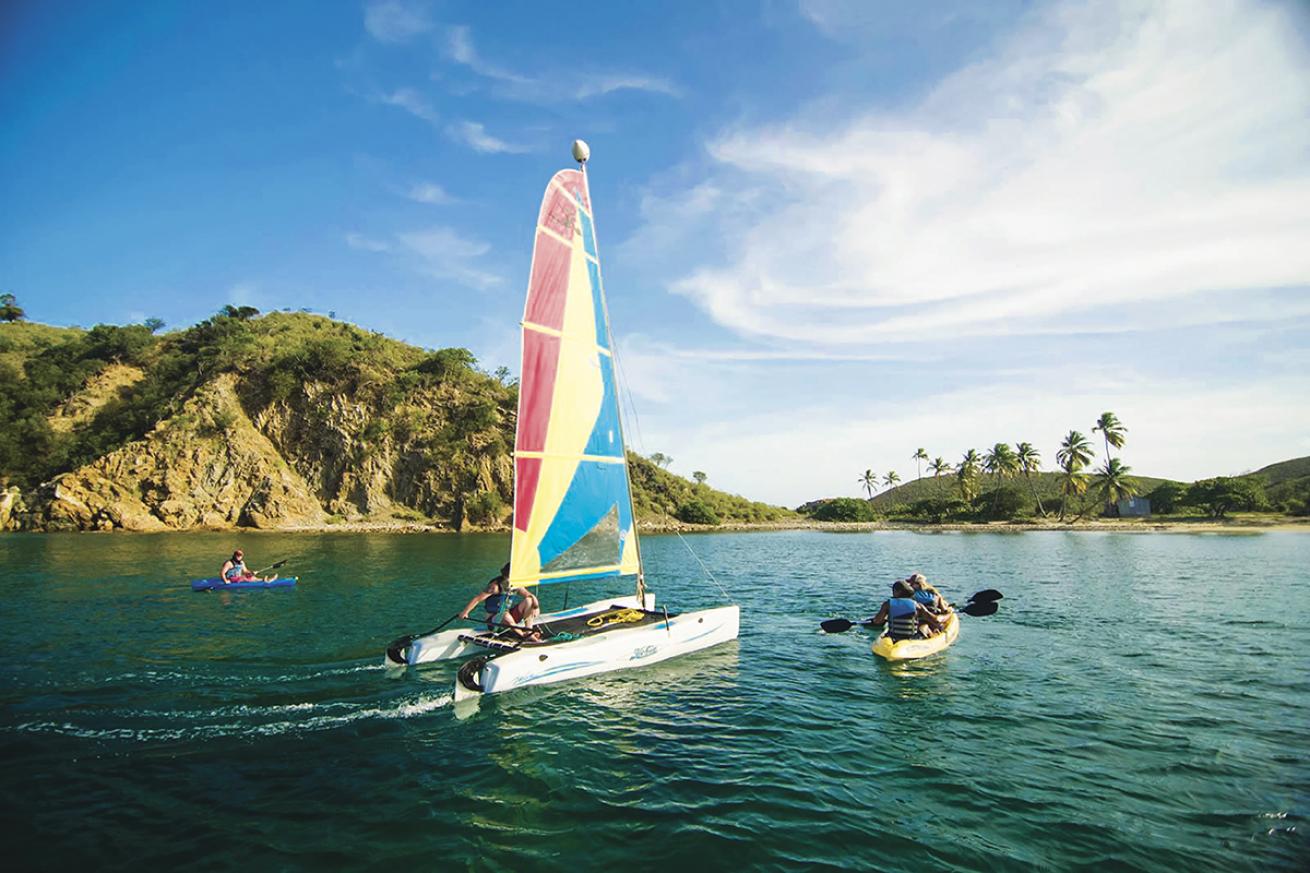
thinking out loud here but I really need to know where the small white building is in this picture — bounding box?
[1117,497,1151,517]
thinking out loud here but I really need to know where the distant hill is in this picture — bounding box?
[1244,456,1310,508]
[863,470,1179,511]
[0,312,787,531]
[1245,456,1310,486]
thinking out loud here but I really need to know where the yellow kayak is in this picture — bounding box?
[872,611,959,661]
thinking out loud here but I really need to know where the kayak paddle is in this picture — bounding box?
[820,589,1002,633]
[251,558,291,576]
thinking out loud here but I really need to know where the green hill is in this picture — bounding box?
[865,471,1178,512]
[1244,456,1310,511]
[0,311,787,531]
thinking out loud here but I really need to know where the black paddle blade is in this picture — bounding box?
[820,618,856,633]
[960,600,998,617]
[968,589,1003,603]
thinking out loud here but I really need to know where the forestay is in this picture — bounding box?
[510,169,640,589]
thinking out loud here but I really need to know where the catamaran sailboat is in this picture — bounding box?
[383,141,739,701]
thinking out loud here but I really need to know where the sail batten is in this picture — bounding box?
[509,168,640,588]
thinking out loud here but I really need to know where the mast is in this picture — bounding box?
[573,139,647,605]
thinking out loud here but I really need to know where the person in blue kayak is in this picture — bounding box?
[867,580,944,640]
[459,562,541,639]
[220,549,277,584]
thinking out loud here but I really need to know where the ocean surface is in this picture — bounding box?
[1,529,1306,871]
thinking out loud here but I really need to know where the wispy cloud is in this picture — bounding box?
[446,120,530,154]
[345,232,391,253]
[630,0,1310,346]
[404,181,455,205]
[363,0,433,43]
[346,227,501,289]
[397,226,502,288]
[442,24,679,101]
[377,87,440,124]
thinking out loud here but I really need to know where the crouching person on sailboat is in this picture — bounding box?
[459,564,541,639]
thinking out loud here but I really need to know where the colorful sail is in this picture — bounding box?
[508,168,640,587]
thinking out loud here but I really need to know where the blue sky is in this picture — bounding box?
[3,0,1308,505]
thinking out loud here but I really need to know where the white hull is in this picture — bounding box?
[453,604,740,702]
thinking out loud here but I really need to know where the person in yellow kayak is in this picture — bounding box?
[906,572,949,614]
[459,563,541,639]
[868,580,945,641]
[220,549,277,584]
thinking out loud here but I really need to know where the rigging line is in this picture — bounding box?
[674,528,733,603]
[609,335,647,456]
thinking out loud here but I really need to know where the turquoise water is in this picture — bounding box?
[1,530,1306,871]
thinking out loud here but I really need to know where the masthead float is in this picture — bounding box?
[383,142,739,701]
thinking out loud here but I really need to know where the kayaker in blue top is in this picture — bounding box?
[220,549,277,584]
[459,563,541,639]
[868,580,944,641]
[906,572,948,613]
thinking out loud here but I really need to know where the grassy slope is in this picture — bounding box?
[628,452,795,524]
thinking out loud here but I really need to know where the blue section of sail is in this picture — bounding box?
[536,460,633,571]
[586,260,608,349]
[580,208,597,258]
[583,354,624,458]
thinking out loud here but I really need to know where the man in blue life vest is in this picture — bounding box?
[458,562,541,639]
[868,580,944,640]
[220,549,277,584]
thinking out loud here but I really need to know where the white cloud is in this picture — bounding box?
[446,120,530,154]
[634,0,1310,346]
[405,181,454,204]
[364,0,433,43]
[346,227,501,289]
[396,225,502,289]
[377,87,440,124]
[345,232,391,253]
[443,25,679,102]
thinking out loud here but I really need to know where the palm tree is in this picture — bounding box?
[1092,412,1127,462]
[1056,431,1095,521]
[912,448,929,481]
[1015,442,1046,516]
[957,450,981,502]
[883,471,901,490]
[982,442,1020,514]
[1092,413,1127,514]
[928,457,952,495]
[1092,458,1138,516]
[857,469,878,499]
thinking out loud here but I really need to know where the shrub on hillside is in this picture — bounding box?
[1184,477,1267,518]
[972,485,1028,520]
[1147,481,1187,514]
[908,496,971,523]
[465,490,505,525]
[676,499,721,525]
[811,497,875,522]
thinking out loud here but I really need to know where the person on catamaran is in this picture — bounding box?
[220,549,277,584]
[906,572,949,614]
[868,580,945,641]
[459,563,541,639]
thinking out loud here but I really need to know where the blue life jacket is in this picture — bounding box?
[888,597,919,640]
[224,562,246,581]
[484,592,520,615]
[912,589,936,608]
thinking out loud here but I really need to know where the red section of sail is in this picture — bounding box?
[514,457,542,532]
[516,330,559,452]
[554,170,589,212]
[539,182,578,241]
[523,232,569,330]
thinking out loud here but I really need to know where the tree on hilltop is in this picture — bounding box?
[0,293,25,322]
[692,470,707,486]
[928,457,952,495]
[857,469,878,499]
[144,317,165,334]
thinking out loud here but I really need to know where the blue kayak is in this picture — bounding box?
[191,576,298,591]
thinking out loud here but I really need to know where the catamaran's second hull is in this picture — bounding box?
[453,604,740,702]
